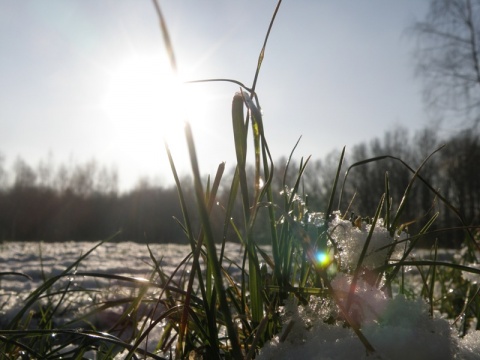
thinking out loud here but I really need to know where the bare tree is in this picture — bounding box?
[13,158,36,188]
[0,153,7,189]
[36,153,55,189]
[412,0,480,126]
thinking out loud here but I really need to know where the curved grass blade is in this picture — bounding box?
[389,145,443,237]
[338,146,479,254]
[0,272,33,280]
[1,328,168,360]
[382,260,480,275]
[187,78,253,93]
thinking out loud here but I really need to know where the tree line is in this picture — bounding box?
[0,124,478,247]
[301,126,480,248]
[0,157,186,243]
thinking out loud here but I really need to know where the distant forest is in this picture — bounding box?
[0,125,478,247]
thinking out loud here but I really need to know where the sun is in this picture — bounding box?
[102,54,207,157]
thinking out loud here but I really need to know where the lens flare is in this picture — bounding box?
[315,250,332,268]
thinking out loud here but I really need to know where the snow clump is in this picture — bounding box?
[328,212,407,271]
[258,212,480,360]
[257,292,480,360]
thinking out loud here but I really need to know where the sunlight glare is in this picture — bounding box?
[103,54,207,158]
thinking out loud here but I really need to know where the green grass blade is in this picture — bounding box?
[251,0,283,92]
[390,145,443,236]
[429,240,438,316]
[232,92,251,224]
[384,171,391,229]
[347,193,385,311]
[327,146,345,218]
[184,123,242,360]
[380,260,480,275]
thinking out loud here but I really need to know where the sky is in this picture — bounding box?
[0,1,431,191]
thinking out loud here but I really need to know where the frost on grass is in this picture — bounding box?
[258,213,480,360]
[258,290,480,360]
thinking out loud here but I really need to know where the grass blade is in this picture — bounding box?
[184,123,242,360]
[327,146,345,219]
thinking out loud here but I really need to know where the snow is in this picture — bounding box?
[257,213,480,360]
[258,292,480,360]
[1,232,480,359]
[328,212,408,271]
[257,294,463,360]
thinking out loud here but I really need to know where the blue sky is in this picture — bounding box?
[0,1,430,190]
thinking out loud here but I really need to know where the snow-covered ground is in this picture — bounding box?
[0,240,245,324]
[0,240,249,358]
[0,240,253,293]
[1,240,480,359]
[0,240,205,289]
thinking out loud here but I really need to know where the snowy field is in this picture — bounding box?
[1,240,480,359]
[0,240,226,291]
[0,241,246,324]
